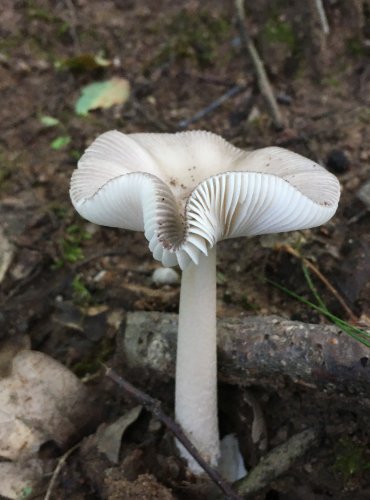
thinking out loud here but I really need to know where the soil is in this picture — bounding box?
[0,1,370,499]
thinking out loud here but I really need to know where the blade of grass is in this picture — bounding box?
[277,243,357,322]
[266,278,370,349]
[301,264,328,312]
[300,265,370,344]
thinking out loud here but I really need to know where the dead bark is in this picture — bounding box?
[119,312,370,403]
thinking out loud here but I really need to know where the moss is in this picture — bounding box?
[258,14,304,77]
[72,275,92,306]
[323,76,341,88]
[346,37,366,56]
[53,223,92,268]
[333,437,370,481]
[262,17,296,49]
[149,9,230,69]
[47,202,69,220]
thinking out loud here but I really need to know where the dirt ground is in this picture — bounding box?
[1,1,370,499]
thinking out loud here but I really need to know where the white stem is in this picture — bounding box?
[175,246,219,473]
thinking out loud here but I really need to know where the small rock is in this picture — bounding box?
[152,267,179,286]
[94,270,107,282]
[326,149,350,174]
[85,222,100,236]
[0,350,91,460]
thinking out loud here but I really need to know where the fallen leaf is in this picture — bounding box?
[57,53,111,72]
[39,115,60,127]
[0,350,89,460]
[50,135,71,150]
[75,78,130,116]
[53,301,84,331]
[244,390,268,452]
[96,406,142,464]
[0,459,52,500]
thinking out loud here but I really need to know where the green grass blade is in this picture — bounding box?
[266,278,370,349]
[301,264,328,312]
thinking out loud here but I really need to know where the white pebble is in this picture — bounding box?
[152,267,179,286]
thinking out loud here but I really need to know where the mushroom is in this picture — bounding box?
[70,130,340,473]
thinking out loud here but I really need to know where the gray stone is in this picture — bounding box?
[152,267,179,286]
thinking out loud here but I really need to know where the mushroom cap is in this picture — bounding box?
[70,130,340,269]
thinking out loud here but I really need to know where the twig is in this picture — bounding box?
[178,85,247,128]
[104,366,244,500]
[314,0,330,35]
[235,428,320,497]
[278,244,357,322]
[44,443,81,500]
[123,311,370,392]
[234,0,284,130]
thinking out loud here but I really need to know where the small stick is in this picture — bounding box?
[44,443,80,500]
[314,0,330,35]
[178,85,246,128]
[104,366,244,500]
[234,0,284,130]
[278,244,357,323]
[235,428,320,497]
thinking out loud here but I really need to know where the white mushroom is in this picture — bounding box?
[70,130,340,473]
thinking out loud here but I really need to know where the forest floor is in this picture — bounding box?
[0,1,370,499]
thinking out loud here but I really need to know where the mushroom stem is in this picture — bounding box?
[175,246,219,473]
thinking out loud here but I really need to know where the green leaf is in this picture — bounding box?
[20,486,33,499]
[40,115,60,127]
[51,136,71,150]
[75,78,130,116]
[72,275,91,304]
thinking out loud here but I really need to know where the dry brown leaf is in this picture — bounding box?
[0,350,89,460]
[96,406,142,464]
[0,459,49,499]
